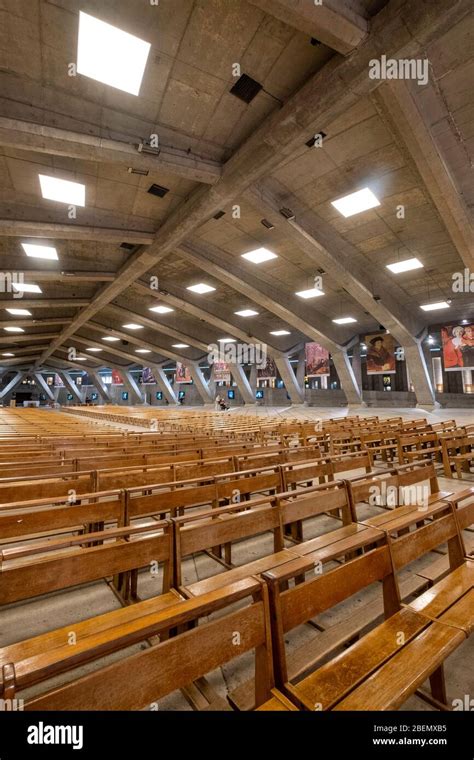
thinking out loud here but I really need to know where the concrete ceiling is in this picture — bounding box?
[0,0,472,373]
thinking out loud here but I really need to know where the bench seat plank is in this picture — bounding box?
[256,689,298,711]
[287,607,428,711]
[183,550,296,597]
[334,622,465,711]
[409,560,474,620]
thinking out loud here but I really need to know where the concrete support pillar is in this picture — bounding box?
[121,369,145,403]
[351,344,362,393]
[33,373,55,401]
[229,362,254,404]
[296,348,306,390]
[274,354,304,404]
[89,369,111,401]
[152,365,177,404]
[462,369,472,394]
[403,342,437,409]
[58,371,83,402]
[189,362,213,404]
[332,351,363,406]
[249,363,257,393]
[0,371,25,400]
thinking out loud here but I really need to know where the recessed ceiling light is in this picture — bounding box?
[386,258,423,274]
[122,323,143,330]
[420,302,450,311]
[331,187,380,218]
[186,283,216,294]
[2,353,14,357]
[149,305,174,314]
[235,309,259,317]
[172,343,189,348]
[21,242,59,261]
[270,330,291,336]
[102,336,120,342]
[86,348,102,352]
[39,175,85,207]
[332,317,357,324]
[241,247,277,264]
[218,338,236,343]
[6,308,31,316]
[4,327,25,333]
[295,288,325,299]
[136,349,151,354]
[75,357,87,361]
[77,11,151,96]
[12,283,42,294]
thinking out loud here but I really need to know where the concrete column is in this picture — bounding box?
[189,362,213,404]
[249,363,257,394]
[462,369,473,394]
[229,362,254,404]
[403,342,437,409]
[151,365,177,404]
[332,351,363,406]
[0,371,25,400]
[296,347,306,390]
[58,371,83,402]
[274,354,304,404]
[33,373,55,401]
[351,344,362,393]
[121,369,145,403]
[89,369,112,401]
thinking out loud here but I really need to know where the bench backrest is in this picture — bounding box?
[0,521,172,604]
[262,534,397,683]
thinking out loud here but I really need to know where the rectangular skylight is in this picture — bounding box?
[2,353,14,357]
[4,327,24,333]
[21,242,59,261]
[86,348,102,352]
[172,344,189,348]
[331,188,380,218]
[218,338,236,343]
[332,317,357,324]
[6,308,31,316]
[241,247,277,264]
[39,176,85,207]
[77,12,151,96]
[12,283,42,293]
[149,305,174,314]
[420,302,450,311]
[386,258,423,274]
[136,349,151,354]
[270,330,290,336]
[102,336,120,342]
[122,323,143,330]
[295,288,325,299]
[186,283,216,294]
[235,309,258,317]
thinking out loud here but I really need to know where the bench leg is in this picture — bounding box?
[429,665,447,705]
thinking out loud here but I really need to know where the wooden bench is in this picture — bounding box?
[440,431,474,479]
[2,578,274,711]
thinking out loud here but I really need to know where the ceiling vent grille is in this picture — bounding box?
[230,74,262,103]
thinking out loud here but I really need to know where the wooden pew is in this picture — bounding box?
[2,578,274,711]
[0,522,173,606]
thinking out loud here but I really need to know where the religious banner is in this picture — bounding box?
[142,367,157,384]
[305,343,330,377]
[213,361,231,383]
[112,369,123,385]
[366,332,396,374]
[257,357,277,379]
[176,362,192,383]
[442,324,474,371]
